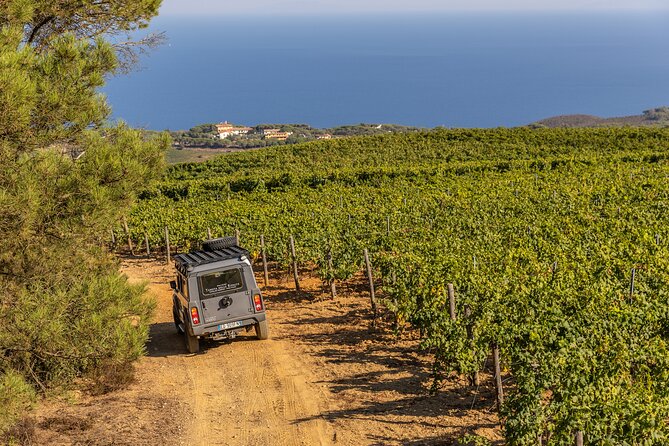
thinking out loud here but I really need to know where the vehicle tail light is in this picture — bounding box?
[253,294,263,312]
[190,307,200,325]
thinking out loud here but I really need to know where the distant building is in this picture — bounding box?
[317,133,332,140]
[262,128,293,141]
[216,121,252,139]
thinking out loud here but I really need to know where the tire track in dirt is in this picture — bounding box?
[27,256,500,445]
[122,258,333,446]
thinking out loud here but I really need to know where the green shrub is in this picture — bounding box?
[457,434,492,446]
[0,370,35,433]
[0,273,154,391]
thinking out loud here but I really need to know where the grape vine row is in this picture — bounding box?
[123,128,669,444]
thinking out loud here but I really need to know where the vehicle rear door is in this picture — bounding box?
[197,267,253,325]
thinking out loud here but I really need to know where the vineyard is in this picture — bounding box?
[123,127,669,445]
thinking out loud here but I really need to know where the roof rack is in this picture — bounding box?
[174,245,249,275]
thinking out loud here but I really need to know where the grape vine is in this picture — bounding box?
[124,128,669,444]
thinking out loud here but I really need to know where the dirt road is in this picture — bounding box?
[26,257,500,445]
[123,258,334,446]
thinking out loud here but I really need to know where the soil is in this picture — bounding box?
[21,257,501,445]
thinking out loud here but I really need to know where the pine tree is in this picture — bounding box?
[0,0,167,432]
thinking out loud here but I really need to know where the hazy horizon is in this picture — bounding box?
[159,0,669,16]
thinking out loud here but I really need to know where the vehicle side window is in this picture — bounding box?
[175,274,189,299]
[182,275,189,298]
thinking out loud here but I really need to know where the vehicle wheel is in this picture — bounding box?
[255,320,269,340]
[185,331,200,353]
[173,306,184,334]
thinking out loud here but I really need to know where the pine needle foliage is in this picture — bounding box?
[0,0,167,433]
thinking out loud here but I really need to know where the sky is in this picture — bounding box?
[159,0,669,15]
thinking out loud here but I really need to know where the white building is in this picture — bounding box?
[216,121,252,139]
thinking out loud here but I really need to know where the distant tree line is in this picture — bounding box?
[643,107,669,122]
[169,122,425,149]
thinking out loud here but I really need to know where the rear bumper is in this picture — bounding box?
[190,313,266,337]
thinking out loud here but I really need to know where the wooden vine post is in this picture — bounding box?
[464,304,480,386]
[260,234,269,287]
[493,343,504,410]
[207,227,212,240]
[122,216,134,255]
[575,431,583,446]
[363,249,378,323]
[144,232,150,256]
[447,283,456,321]
[327,249,336,299]
[110,229,116,247]
[289,235,300,292]
[235,228,240,245]
[165,226,171,264]
[390,270,398,330]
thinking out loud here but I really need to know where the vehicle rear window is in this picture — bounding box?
[198,269,244,298]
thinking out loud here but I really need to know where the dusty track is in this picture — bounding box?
[123,258,333,446]
[24,257,500,445]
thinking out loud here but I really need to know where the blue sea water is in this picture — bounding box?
[103,12,669,130]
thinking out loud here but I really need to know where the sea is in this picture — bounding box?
[103,12,669,130]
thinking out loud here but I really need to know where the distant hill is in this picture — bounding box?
[531,107,669,128]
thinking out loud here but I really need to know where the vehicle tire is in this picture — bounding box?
[185,331,200,353]
[202,236,237,252]
[255,320,269,340]
[173,306,184,334]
